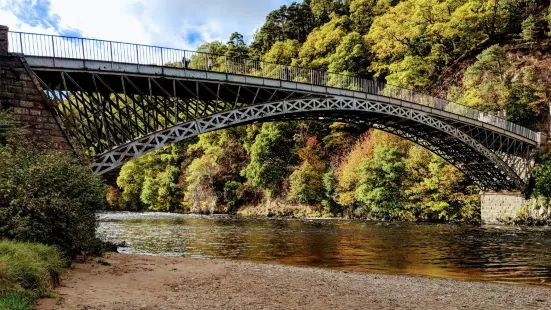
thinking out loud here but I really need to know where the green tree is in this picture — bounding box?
[242,122,297,197]
[506,83,539,130]
[327,31,370,77]
[226,32,249,59]
[116,142,187,212]
[296,14,351,70]
[335,132,373,207]
[250,2,316,57]
[322,122,363,162]
[548,5,551,36]
[349,0,390,34]
[321,168,341,215]
[263,39,301,65]
[355,146,405,218]
[534,157,551,199]
[184,130,248,213]
[521,14,545,48]
[461,45,511,112]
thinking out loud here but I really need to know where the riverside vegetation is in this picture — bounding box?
[108,0,551,223]
[0,110,108,309]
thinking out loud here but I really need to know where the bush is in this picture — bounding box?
[0,240,65,309]
[0,111,107,258]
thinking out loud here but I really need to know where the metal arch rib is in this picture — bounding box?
[91,97,527,190]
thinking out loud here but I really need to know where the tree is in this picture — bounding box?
[321,168,340,215]
[322,122,363,162]
[116,142,187,212]
[242,122,297,197]
[386,55,437,88]
[335,132,373,207]
[184,130,248,213]
[296,14,351,70]
[548,5,551,36]
[506,83,539,130]
[355,146,405,218]
[521,15,544,48]
[288,137,326,203]
[226,32,249,59]
[327,32,370,77]
[250,2,316,57]
[189,41,228,71]
[349,0,390,34]
[263,39,301,65]
[461,45,511,112]
[117,160,147,211]
[311,0,336,23]
[534,157,551,199]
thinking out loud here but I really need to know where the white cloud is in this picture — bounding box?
[0,0,292,50]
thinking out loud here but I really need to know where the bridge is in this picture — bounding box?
[0,27,546,194]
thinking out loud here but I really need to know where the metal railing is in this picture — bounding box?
[6,31,541,142]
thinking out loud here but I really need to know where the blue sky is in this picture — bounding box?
[0,0,292,49]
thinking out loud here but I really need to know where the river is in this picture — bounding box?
[97,212,551,286]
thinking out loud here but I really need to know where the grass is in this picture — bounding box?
[0,241,65,310]
[0,292,33,310]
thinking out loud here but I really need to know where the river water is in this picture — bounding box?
[98,212,551,286]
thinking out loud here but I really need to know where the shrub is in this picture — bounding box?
[0,111,107,257]
[0,153,107,257]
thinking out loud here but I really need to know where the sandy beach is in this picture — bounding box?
[35,252,551,310]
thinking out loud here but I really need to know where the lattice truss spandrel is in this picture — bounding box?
[33,71,538,191]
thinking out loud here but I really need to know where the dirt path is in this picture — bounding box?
[38,253,551,310]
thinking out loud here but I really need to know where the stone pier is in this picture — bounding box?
[480,192,548,224]
[480,192,526,224]
[0,25,72,151]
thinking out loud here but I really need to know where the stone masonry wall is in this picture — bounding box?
[480,192,549,224]
[0,55,72,151]
[480,192,526,224]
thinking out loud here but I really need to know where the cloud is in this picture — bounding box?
[0,0,293,50]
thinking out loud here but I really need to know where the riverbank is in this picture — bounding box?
[38,253,550,310]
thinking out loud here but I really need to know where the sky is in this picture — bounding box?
[0,0,292,50]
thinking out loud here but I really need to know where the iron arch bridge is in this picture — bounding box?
[7,31,546,191]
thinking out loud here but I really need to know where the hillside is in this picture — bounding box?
[107,0,551,223]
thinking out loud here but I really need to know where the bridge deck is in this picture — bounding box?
[26,56,541,147]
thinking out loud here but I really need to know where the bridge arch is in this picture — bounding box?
[89,97,526,191]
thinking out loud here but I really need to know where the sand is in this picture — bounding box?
[37,252,551,310]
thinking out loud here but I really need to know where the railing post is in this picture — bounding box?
[81,38,85,60]
[110,41,114,63]
[136,44,139,64]
[51,35,55,57]
[183,50,187,70]
[0,25,9,56]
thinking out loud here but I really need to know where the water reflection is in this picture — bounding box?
[97,213,551,286]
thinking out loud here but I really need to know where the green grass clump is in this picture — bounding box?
[0,292,33,310]
[0,241,65,310]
